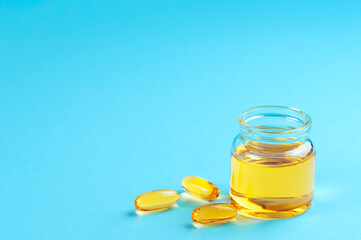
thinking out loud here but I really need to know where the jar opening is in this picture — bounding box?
[238,106,312,142]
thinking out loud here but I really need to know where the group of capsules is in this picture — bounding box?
[134,176,238,225]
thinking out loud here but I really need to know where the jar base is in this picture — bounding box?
[230,192,313,220]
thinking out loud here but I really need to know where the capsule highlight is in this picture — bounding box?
[181,176,219,200]
[134,189,179,211]
[191,203,238,224]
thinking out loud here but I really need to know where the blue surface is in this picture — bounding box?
[1,1,361,239]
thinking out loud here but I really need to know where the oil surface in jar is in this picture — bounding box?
[230,142,315,219]
[134,189,179,211]
[182,176,219,200]
[191,203,238,224]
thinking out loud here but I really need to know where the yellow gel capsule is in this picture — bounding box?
[191,203,238,224]
[181,176,219,200]
[134,189,179,211]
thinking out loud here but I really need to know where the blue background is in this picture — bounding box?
[1,1,361,239]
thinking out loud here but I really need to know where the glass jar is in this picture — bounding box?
[230,106,315,219]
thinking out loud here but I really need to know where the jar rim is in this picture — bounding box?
[238,106,312,134]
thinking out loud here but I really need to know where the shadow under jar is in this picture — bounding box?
[230,106,315,219]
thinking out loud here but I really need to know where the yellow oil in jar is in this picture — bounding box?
[230,142,315,219]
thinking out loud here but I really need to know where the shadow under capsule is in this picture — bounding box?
[129,204,180,217]
[179,192,230,206]
[230,213,265,226]
[179,192,209,205]
[187,213,267,229]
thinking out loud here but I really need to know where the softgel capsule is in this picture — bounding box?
[191,203,238,224]
[181,176,219,200]
[134,189,179,211]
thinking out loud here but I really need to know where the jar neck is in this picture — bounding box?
[238,106,312,145]
[240,131,309,145]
